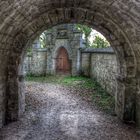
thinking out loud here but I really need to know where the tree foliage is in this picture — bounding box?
[76,24,109,48]
[91,36,110,48]
[76,24,92,46]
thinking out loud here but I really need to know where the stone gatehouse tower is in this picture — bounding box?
[24,24,83,76]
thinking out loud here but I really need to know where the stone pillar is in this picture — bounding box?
[116,76,136,122]
[73,31,83,76]
[0,78,6,128]
[18,63,25,118]
[0,51,9,128]
[123,78,136,122]
[134,57,140,129]
[71,50,78,76]
[46,48,54,75]
[76,48,82,75]
[136,77,140,128]
[5,52,25,124]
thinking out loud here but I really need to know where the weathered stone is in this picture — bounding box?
[81,48,117,96]
[0,0,139,129]
[24,24,82,76]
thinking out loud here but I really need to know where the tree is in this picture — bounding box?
[76,24,92,46]
[76,24,109,48]
[91,36,110,48]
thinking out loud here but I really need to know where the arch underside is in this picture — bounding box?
[0,0,139,127]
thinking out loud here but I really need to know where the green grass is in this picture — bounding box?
[25,75,94,87]
[25,75,115,115]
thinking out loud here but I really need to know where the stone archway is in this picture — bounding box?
[51,37,74,75]
[0,0,139,128]
[56,47,71,75]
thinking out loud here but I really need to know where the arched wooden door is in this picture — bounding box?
[56,47,71,74]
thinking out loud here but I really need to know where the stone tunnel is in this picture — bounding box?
[0,0,139,130]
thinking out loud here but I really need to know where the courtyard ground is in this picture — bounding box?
[0,76,139,140]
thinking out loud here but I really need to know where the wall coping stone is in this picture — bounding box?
[32,48,48,52]
[81,47,115,54]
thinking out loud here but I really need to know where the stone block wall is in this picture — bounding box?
[91,53,117,96]
[24,24,83,76]
[81,48,117,96]
[24,49,47,76]
[24,47,117,96]
[0,80,6,128]
[0,52,8,127]
[81,53,91,77]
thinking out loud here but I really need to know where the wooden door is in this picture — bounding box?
[56,47,71,74]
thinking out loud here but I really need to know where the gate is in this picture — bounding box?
[56,47,71,74]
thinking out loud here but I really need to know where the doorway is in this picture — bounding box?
[56,47,71,75]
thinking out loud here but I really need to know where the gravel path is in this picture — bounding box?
[0,82,139,140]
